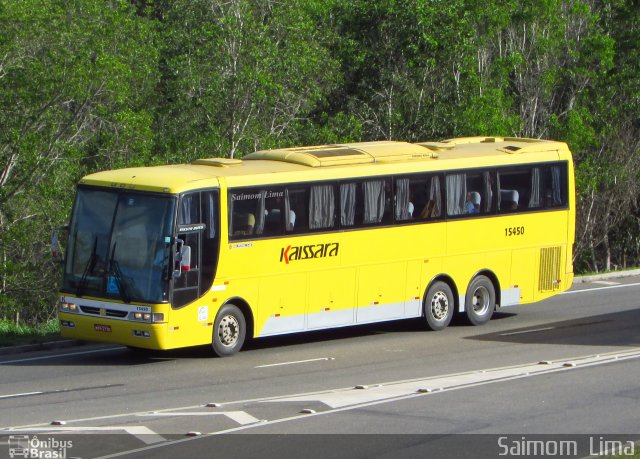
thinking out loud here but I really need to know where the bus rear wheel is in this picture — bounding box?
[424,281,454,331]
[465,275,495,326]
[212,304,246,357]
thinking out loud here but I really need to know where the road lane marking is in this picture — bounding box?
[0,347,124,365]
[138,411,261,425]
[255,357,333,368]
[0,392,43,399]
[261,349,640,409]
[9,347,640,458]
[562,282,640,295]
[90,348,640,459]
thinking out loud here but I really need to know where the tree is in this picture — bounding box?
[154,0,340,161]
[0,0,159,322]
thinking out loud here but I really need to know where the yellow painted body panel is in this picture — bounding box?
[60,137,575,350]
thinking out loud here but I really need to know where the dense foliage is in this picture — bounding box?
[1,0,638,323]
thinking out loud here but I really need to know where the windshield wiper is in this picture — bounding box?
[76,236,98,297]
[108,242,132,303]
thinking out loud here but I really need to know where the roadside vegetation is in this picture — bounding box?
[1,0,639,328]
[0,319,60,347]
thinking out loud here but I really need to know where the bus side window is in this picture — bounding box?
[233,213,255,235]
[446,171,494,217]
[287,187,307,233]
[229,189,261,238]
[399,175,441,221]
[545,165,567,208]
[499,189,519,211]
[361,178,392,225]
[309,183,335,231]
[497,168,530,212]
[464,172,492,215]
[394,178,415,221]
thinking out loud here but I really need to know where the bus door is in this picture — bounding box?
[172,190,219,309]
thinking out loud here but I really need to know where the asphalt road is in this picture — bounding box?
[1,276,640,458]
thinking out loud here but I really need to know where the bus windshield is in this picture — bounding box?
[63,187,177,303]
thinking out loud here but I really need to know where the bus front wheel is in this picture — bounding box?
[465,275,495,326]
[212,304,246,357]
[424,281,454,331]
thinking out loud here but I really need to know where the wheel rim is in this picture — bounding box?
[471,285,490,316]
[218,315,240,347]
[430,291,449,321]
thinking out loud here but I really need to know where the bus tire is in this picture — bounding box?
[424,281,454,331]
[465,275,495,326]
[212,304,246,357]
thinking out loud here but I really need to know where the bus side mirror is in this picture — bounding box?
[51,225,69,262]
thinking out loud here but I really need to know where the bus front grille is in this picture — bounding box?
[539,246,562,292]
[79,305,128,318]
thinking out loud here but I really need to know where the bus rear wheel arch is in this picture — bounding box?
[212,303,246,357]
[465,275,496,326]
[423,280,455,331]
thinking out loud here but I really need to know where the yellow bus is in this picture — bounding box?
[55,136,575,356]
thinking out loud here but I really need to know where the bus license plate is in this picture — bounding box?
[94,324,112,332]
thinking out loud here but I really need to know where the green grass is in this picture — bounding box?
[0,319,61,347]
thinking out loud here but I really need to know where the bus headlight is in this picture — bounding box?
[131,311,165,323]
[133,312,152,322]
[60,302,78,313]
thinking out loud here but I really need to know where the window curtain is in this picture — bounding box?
[496,174,502,210]
[551,166,562,206]
[340,183,356,226]
[363,180,385,223]
[253,190,267,235]
[483,172,492,213]
[529,168,542,208]
[395,178,411,221]
[204,192,216,238]
[429,176,442,217]
[446,174,466,216]
[284,189,294,231]
[179,194,197,224]
[309,184,335,229]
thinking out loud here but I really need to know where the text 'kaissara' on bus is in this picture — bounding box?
[280,242,339,264]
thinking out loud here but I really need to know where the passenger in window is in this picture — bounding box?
[500,190,519,211]
[419,200,436,219]
[234,213,255,235]
[265,197,296,231]
[465,192,481,214]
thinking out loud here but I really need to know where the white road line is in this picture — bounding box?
[91,348,640,459]
[255,357,333,368]
[562,282,640,295]
[0,391,43,399]
[138,411,261,425]
[8,348,640,448]
[499,327,556,336]
[0,347,124,365]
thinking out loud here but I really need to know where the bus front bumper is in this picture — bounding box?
[59,312,171,350]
